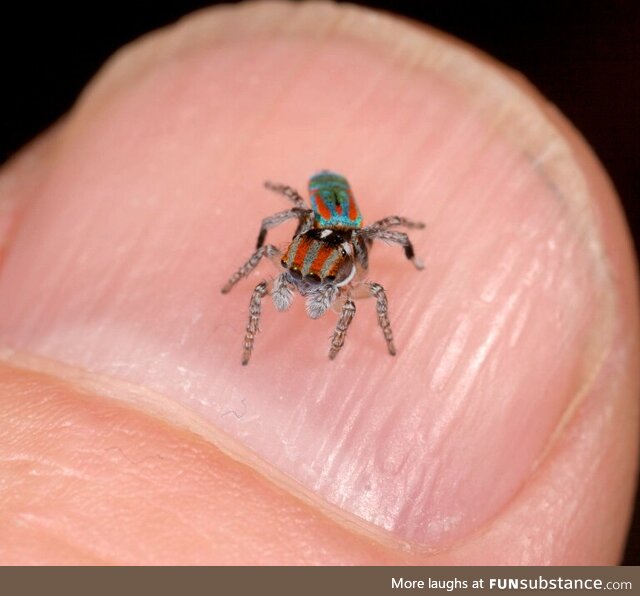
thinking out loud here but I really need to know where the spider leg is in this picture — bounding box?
[242,280,269,365]
[292,210,315,238]
[256,208,314,249]
[367,282,396,356]
[359,228,424,270]
[329,295,356,360]
[365,215,425,230]
[264,181,305,208]
[353,233,370,271]
[221,244,280,294]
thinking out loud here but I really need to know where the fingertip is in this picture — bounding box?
[0,0,636,562]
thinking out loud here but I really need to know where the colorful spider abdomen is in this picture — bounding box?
[309,170,362,230]
[281,228,354,285]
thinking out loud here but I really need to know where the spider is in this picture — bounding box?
[222,170,424,365]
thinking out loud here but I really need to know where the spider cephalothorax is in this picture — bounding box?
[222,170,424,364]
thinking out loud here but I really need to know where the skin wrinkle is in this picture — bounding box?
[2,454,89,482]
[422,231,545,435]
[58,435,223,563]
[11,519,109,565]
[311,382,360,482]
[0,2,636,562]
[316,402,374,510]
[406,137,523,340]
[432,185,605,456]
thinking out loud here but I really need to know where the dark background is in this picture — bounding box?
[1,0,638,564]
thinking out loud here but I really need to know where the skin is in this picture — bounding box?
[0,1,638,564]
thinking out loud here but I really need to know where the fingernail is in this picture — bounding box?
[0,2,617,547]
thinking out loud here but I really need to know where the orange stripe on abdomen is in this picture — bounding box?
[314,193,332,220]
[347,190,358,221]
[309,244,334,275]
[292,236,312,270]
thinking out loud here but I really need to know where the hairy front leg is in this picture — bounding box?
[329,296,356,360]
[256,208,313,249]
[221,245,280,294]
[263,181,305,208]
[366,215,425,230]
[242,280,269,365]
[361,229,424,270]
[367,282,396,356]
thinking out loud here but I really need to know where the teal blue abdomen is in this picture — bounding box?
[309,171,362,229]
